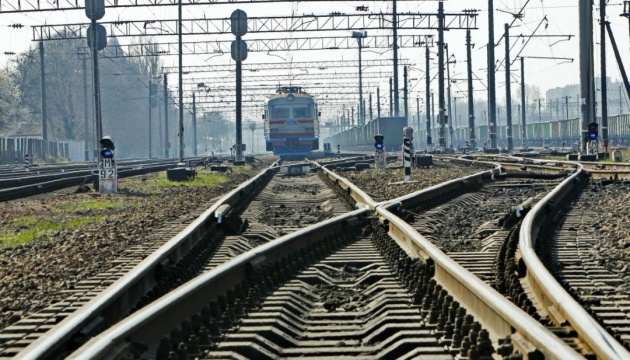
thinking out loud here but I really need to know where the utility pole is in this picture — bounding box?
[158,91,163,156]
[488,0,498,149]
[538,99,542,122]
[416,97,421,148]
[369,93,373,121]
[82,55,89,160]
[431,91,436,141]
[363,99,366,124]
[404,65,409,124]
[520,57,526,148]
[438,0,446,150]
[504,24,514,151]
[192,92,197,156]
[605,21,630,119]
[351,107,354,126]
[446,44,453,149]
[39,41,48,141]
[426,46,432,149]
[149,80,153,158]
[393,0,400,116]
[453,96,458,146]
[178,0,185,162]
[564,96,570,120]
[377,87,381,119]
[352,31,367,125]
[86,2,103,158]
[579,0,595,155]
[177,0,184,163]
[600,0,608,143]
[163,73,169,158]
[466,29,476,150]
[389,78,393,117]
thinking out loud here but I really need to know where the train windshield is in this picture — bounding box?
[271,107,290,120]
[294,107,312,118]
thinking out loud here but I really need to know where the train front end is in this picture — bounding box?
[264,87,319,156]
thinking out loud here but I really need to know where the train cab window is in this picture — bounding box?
[271,108,290,119]
[286,120,298,126]
[294,107,312,118]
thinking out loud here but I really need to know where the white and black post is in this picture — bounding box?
[24,154,30,171]
[403,126,414,164]
[403,137,412,182]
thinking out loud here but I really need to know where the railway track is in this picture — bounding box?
[4,154,629,359]
[16,158,584,359]
[0,158,354,358]
[524,171,630,358]
[0,158,218,202]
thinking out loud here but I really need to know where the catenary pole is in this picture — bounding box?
[600,0,608,143]
[426,46,432,149]
[39,41,48,141]
[487,0,498,149]
[163,73,169,158]
[393,0,400,116]
[466,29,476,150]
[504,24,514,151]
[520,57,527,148]
[438,1,446,150]
[178,0,185,162]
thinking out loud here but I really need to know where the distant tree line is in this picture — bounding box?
[0,36,233,158]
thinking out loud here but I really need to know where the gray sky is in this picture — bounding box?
[0,0,628,111]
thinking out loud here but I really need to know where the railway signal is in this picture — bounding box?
[374,134,387,169]
[100,136,115,159]
[99,136,117,193]
[374,134,384,150]
[587,122,598,140]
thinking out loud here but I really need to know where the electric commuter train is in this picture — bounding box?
[263,86,320,156]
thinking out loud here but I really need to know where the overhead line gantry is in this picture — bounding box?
[0,0,421,13]
[32,12,477,41]
[165,59,409,73]
[75,35,434,58]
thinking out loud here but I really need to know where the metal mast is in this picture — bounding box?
[487,0,498,149]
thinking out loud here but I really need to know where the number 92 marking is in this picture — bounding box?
[100,169,115,179]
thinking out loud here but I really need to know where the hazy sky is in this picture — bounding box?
[0,0,628,110]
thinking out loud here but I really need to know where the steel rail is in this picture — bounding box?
[312,158,379,210]
[66,207,370,359]
[518,163,630,359]
[0,163,180,202]
[62,158,581,359]
[14,163,277,359]
[375,184,582,359]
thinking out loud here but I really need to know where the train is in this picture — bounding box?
[263,86,320,156]
[325,114,630,151]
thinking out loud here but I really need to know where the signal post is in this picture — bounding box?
[99,136,118,193]
[374,134,387,169]
[586,122,599,157]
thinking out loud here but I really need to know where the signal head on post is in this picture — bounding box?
[587,123,598,141]
[100,136,115,159]
[374,134,384,150]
